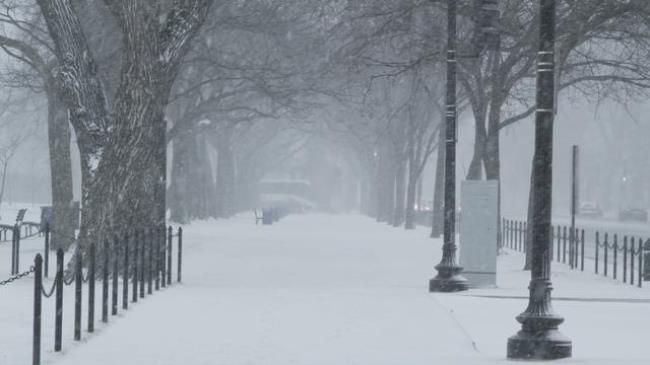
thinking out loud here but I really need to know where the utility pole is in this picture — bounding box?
[507,0,572,359]
[429,0,468,292]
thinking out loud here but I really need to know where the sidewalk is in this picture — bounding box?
[2,213,649,364]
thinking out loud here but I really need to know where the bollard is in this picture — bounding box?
[74,250,82,341]
[139,229,145,298]
[132,230,138,303]
[562,226,567,264]
[33,254,43,365]
[603,232,609,276]
[613,235,618,280]
[11,228,16,274]
[580,229,585,271]
[54,249,63,352]
[595,232,600,274]
[167,226,173,285]
[123,233,129,310]
[88,242,96,333]
[102,240,109,323]
[631,237,635,286]
[147,228,153,295]
[556,226,561,262]
[16,226,20,273]
[623,236,627,283]
[155,227,160,291]
[112,237,119,315]
[44,223,50,278]
[644,238,650,283]
[637,237,643,288]
[178,227,183,282]
[160,226,166,289]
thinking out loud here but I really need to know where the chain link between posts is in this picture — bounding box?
[0,266,35,286]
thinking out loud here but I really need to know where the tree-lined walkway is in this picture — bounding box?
[48,214,650,365]
[50,215,480,365]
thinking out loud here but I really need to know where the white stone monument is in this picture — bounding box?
[459,180,498,288]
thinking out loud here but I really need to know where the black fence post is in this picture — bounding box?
[102,240,109,323]
[580,229,585,271]
[161,226,166,289]
[167,226,173,285]
[154,227,160,291]
[613,235,618,280]
[112,237,119,315]
[132,230,138,303]
[556,226,561,262]
[603,232,609,276]
[623,236,627,283]
[595,232,600,274]
[88,242,96,333]
[139,229,145,298]
[44,223,50,278]
[11,227,16,274]
[33,254,43,365]
[74,250,82,341]
[519,222,526,252]
[631,237,635,286]
[562,226,567,264]
[54,249,63,352]
[638,240,642,288]
[178,227,183,283]
[123,233,129,310]
[147,228,153,295]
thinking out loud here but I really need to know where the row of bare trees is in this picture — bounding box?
[1,0,650,253]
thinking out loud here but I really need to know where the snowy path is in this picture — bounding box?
[50,214,481,365]
[3,213,650,364]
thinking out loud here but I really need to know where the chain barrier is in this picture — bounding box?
[63,270,75,286]
[0,266,35,286]
[41,272,60,298]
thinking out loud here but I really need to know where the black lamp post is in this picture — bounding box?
[507,0,572,359]
[429,0,468,293]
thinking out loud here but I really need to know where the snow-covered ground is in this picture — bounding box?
[2,212,650,364]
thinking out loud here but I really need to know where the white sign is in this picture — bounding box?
[459,180,499,288]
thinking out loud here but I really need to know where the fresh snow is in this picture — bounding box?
[1,213,650,364]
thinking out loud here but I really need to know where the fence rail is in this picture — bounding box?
[502,218,647,288]
[1,225,184,365]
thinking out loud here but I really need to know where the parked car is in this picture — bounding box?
[618,207,648,222]
[578,202,603,219]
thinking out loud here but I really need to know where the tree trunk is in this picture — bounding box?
[216,126,236,218]
[46,85,76,250]
[392,159,406,227]
[431,122,445,238]
[466,114,487,180]
[404,152,418,230]
[36,0,212,255]
[169,129,217,222]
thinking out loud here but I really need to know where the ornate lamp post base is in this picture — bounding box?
[507,328,572,360]
[507,281,572,360]
[429,263,468,292]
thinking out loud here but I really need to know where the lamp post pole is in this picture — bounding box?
[429,0,468,293]
[507,0,572,359]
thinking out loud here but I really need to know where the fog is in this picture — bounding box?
[2,1,650,364]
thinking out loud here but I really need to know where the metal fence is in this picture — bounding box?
[0,225,183,365]
[502,218,647,288]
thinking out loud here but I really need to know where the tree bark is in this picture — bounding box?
[216,126,236,218]
[36,0,212,252]
[46,84,76,250]
[404,147,418,230]
[392,159,406,227]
